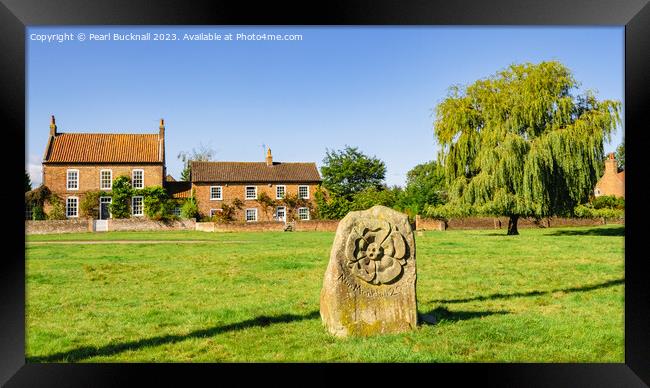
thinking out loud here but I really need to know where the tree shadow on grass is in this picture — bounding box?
[28,310,321,363]
[419,306,509,326]
[479,225,624,237]
[546,226,625,237]
[429,278,624,304]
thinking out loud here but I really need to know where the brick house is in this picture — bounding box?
[190,149,321,222]
[41,116,166,219]
[594,153,625,198]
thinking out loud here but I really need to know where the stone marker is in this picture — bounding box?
[320,205,417,337]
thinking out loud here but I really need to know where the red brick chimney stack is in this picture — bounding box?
[49,115,57,136]
[266,147,273,166]
[159,118,165,138]
[159,118,166,169]
[605,152,617,174]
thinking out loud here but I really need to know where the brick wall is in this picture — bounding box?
[294,220,339,232]
[107,218,195,232]
[415,215,623,231]
[41,163,164,218]
[26,218,195,234]
[193,182,319,222]
[195,219,339,232]
[26,219,93,234]
[195,221,286,232]
[414,216,446,231]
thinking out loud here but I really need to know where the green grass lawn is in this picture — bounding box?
[25,225,624,362]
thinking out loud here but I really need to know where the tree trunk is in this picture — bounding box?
[507,215,519,235]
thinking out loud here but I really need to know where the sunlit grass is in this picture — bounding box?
[26,225,624,362]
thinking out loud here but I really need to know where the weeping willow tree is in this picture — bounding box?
[433,61,621,235]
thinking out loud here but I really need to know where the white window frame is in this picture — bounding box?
[245,208,258,222]
[298,207,310,221]
[132,196,144,216]
[210,186,223,200]
[100,169,112,190]
[66,196,79,218]
[66,169,79,191]
[276,206,286,221]
[276,185,286,199]
[298,185,310,199]
[209,208,222,217]
[132,169,144,189]
[172,206,182,217]
[245,186,257,200]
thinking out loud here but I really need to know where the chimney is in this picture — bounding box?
[605,152,617,174]
[159,118,166,172]
[49,115,57,136]
[266,147,273,166]
[159,118,165,138]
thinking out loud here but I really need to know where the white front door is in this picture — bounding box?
[276,206,286,222]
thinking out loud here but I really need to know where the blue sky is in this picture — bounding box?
[26,26,624,187]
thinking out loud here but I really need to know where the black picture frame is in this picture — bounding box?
[2,0,648,386]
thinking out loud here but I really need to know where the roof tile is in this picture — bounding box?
[191,161,321,183]
[45,133,162,163]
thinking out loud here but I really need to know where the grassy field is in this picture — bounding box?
[25,225,624,362]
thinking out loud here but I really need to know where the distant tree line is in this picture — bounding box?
[314,62,623,236]
[314,146,447,221]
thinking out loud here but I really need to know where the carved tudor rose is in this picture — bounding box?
[320,205,418,337]
[345,220,408,285]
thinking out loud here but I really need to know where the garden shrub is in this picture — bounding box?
[257,192,278,218]
[80,191,107,219]
[212,203,237,222]
[110,176,133,218]
[280,193,310,220]
[32,206,46,220]
[574,195,624,220]
[139,186,175,221]
[181,197,200,219]
[47,195,66,220]
[314,188,350,220]
[231,198,244,209]
[591,195,624,210]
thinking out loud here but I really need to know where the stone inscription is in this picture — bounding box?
[336,272,404,297]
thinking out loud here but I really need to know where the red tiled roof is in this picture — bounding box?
[44,133,163,163]
[165,181,192,199]
[191,161,321,183]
